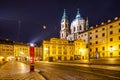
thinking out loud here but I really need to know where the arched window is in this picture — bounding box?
[74,27,76,32]
[79,25,81,30]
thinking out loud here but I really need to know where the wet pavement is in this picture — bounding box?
[0,61,45,80]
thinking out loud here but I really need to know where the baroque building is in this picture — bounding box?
[60,9,120,59]
[42,38,87,61]
[60,9,88,41]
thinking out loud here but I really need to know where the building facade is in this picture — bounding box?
[60,9,120,58]
[43,38,75,61]
[0,39,14,61]
[42,38,88,61]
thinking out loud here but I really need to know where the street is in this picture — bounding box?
[0,61,120,80]
[35,61,120,80]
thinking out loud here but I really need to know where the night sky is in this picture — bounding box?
[0,0,120,44]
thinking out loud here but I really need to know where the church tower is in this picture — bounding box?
[60,9,69,39]
[70,9,86,40]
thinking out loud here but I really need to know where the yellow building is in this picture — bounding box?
[74,38,88,60]
[88,17,120,58]
[13,42,30,61]
[43,38,74,61]
[0,39,14,61]
[34,46,43,61]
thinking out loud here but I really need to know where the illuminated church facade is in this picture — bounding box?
[60,9,89,42]
[60,9,120,58]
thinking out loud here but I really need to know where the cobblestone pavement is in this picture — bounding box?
[0,61,45,80]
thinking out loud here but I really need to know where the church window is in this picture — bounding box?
[79,26,81,30]
[62,33,63,38]
[74,27,76,32]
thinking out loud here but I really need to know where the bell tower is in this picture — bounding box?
[60,9,69,39]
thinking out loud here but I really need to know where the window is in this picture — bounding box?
[102,28,105,30]
[96,48,98,52]
[79,26,81,30]
[96,41,98,44]
[110,25,113,28]
[90,37,92,39]
[119,52,120,55]
[110,38,113,41]
[119,29,120,32]
[96,30,98,32]
[74,27,75,32]
[119,36,120,40]
[90,32,92,34]
[90,48,92,52]
[110,31,113,35]
[102,33,105,37]
[90,42,92,45]
[119,23,120,26]
[102,53,105,57]
[119,45,120,49]
[95,35,98,38]
[102,47,105,50]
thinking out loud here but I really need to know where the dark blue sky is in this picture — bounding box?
[0,0,120,44]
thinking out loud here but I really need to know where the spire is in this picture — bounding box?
[62,9,67,19]
[76,8,81,19]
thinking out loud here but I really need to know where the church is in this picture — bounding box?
[60,9,120,58]
[60,9,88,41]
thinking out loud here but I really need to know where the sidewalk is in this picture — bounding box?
[0,61,46,80]
[58,58,120,65]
